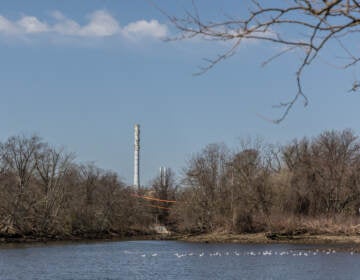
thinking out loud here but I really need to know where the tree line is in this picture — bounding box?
[0,135,153,239]
[170,129,360,235]
[1,129,360,239]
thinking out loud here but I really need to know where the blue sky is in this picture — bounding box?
[1,1,360,185]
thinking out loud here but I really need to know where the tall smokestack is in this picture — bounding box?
[134,124,140,188]
[160,166,167,186]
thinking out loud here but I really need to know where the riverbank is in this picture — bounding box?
[178,232,360,245]
[2,231,360,247]
[0,230,158,244]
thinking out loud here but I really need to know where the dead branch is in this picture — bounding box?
[167,0,360,122]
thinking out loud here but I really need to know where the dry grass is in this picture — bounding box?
[178,214,360,244]
[268,214,360,235]
[179,231,360,245]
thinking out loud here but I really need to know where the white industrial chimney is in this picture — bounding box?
[134,124,140,188]
[160,166,167,186]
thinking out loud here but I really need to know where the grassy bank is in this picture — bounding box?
[2,231,360,251]
[178,232,360,245]
[0,228,159,244]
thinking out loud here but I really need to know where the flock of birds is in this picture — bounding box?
[133,249,356,259]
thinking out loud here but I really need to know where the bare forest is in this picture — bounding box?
[1,130,360,241]
[0,135,154,240]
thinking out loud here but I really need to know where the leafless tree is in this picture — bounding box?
[34,145,74,235]
[150,168,177,225]
[176,140,275,233]
[168,0,360,122]
[0,135,42,233]
[228,140,274,232]
[179,143,230,231]
[281,129,360,215]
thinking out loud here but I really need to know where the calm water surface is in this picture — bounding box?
[0,240,358,280]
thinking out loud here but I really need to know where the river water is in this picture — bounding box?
[0,240,358,280]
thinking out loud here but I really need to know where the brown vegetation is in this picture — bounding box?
[0,135,153,240]
[170,129,360,239]
[2,129,360,243]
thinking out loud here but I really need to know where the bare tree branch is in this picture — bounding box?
[166,0,360,122]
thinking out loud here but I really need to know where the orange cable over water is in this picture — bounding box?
[131,194,176,203]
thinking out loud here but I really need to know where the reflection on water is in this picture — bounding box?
[0,240,359,280]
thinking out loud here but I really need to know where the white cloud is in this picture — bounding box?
[53,18,81,36]
[51,11,66,21]
[123,19,168,39]
[0,10,168,41]
[80,10,120,37]
[17,16,49,33]
[0,15,18,34]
